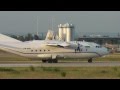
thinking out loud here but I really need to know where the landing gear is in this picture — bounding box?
[42,59,58,63]
[88,58,92,63]
[52,59,58,63]
[42,60,47,63]
[48,60,53,63]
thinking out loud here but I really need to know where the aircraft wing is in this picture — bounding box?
[46,43,58,46]
[46,42,70,47]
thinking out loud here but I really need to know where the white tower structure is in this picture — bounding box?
[66,23,71,42]
[63,24,67,41]
[58,24,63,41]
[58,23,74,42]
[70,24,74,41]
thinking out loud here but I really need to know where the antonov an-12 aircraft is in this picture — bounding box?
[0,33,109,63]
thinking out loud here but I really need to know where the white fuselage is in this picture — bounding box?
[0,40,109,60]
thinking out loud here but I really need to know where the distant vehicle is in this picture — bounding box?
[0,33,109,63]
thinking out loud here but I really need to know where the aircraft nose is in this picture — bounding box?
[102,47,110,55]
[98,47,110,56]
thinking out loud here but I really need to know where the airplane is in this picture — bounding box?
[0,33,109,63]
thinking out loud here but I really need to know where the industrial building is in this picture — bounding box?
[58,23,75,42]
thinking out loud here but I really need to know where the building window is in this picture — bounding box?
[31,50,33,52]
[36,50,37,52]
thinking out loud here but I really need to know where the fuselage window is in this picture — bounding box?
[85,46,90,48]
[31,50,33,52]
[44,50,45,52]
[48,50,50,51]
[36,50,37,52]
[96,46,101,48]
[40,50,41,52]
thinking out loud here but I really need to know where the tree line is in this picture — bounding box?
[10,33,42,41]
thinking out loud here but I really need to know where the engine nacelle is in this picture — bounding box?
[37,54,64,60]
[37,54,52,59]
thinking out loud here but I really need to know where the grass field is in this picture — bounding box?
[0,67,120,79]
[1,50,120,79]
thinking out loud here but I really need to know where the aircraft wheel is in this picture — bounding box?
[52,59,58,63]
[42,60,47,63]
[88,58,92,63]
[48,60,53,63]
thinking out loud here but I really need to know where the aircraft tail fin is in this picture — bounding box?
[0,33,21,43]
[45,30,55,40]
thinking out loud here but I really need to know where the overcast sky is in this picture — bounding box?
[0,11,120,35]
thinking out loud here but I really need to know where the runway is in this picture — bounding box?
[0,61,120,67]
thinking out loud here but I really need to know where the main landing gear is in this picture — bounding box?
[88,58,92,63]
[42,59,58,63]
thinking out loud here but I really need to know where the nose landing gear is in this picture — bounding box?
[88,58,92,63]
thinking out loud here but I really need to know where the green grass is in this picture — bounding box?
[29,66,35,71]
[41,67,60,72]
[61,72,66,77]
[0,67,120,79]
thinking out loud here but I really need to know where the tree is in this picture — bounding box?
[34,34,39,40]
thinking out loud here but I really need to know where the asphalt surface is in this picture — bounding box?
[0,61,120,67]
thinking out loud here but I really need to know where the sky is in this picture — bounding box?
[0,11,120,36]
